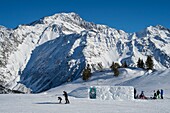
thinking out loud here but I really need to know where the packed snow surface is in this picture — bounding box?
[0,94,170,113]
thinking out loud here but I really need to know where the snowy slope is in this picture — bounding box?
[0,12,170,93]
[45,68,170,101]
[1,93,170,113]
[1,68,170,113]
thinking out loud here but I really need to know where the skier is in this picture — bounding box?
[63,91,70,104]
[156,90,160,99]
[58,97,62,103]
[160,89,163,99]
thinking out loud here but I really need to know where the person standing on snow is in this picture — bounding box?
[160,89,163,99]
[63,91,70,104]
[156,90,160,99]
[153,90,157,99]
[134,88,137,99]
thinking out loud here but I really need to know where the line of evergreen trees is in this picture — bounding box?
[110,55,154,77]
[82,55,154,80]
[137,55,154,70]
[110,61,128,77]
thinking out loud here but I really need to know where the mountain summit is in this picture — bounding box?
[0,12,170,93]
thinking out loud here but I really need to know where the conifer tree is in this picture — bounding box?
[140,59,144,69]
[137,58,141,68]
[110,62,115,69]
[113,67,119,77]
[110,62,120,77]
[114,63,120,68]
[82,64,91,81]
[137,58,144,69]
[145,55,154,70]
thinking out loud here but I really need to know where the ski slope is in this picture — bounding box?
[1,68,170,113]
[0,94,170,113]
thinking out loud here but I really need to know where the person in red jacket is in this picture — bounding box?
[139,91,147,99]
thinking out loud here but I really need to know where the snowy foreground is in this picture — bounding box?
[0,94,170,113]
[1,68,170,113]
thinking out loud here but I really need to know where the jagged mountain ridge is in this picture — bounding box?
[0,12,170,93]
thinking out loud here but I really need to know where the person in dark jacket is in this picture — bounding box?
[63,91,70,104]
[153,90,157,99]
[156,90,160,99]
[58,97,62,103]
[134,88,137,99]
[160,89,163,99]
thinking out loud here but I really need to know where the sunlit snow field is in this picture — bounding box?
[1,68,170,113]
[1,94,170,113]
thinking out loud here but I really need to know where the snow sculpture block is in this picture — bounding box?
[89,86,134,100]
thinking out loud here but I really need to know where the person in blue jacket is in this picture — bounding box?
[161,89,163,99]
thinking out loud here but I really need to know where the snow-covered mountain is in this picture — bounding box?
[0,12,170,93]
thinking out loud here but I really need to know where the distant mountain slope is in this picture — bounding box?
[0,12,170,93]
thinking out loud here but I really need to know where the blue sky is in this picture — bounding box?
[0,0,169,32]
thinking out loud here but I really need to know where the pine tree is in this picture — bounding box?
[145,55,154,70]
[82,64,91,81]
[113,67,119,77]
[110,62,120,77]
[114,63,120,68]
[140,59,144,69]
[110,62,115,69]
[137,58,141,68]
[137,58,144,69]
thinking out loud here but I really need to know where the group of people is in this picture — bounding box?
[134,88,164,99]
[153,89,163,99]
[58,91,70,104]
